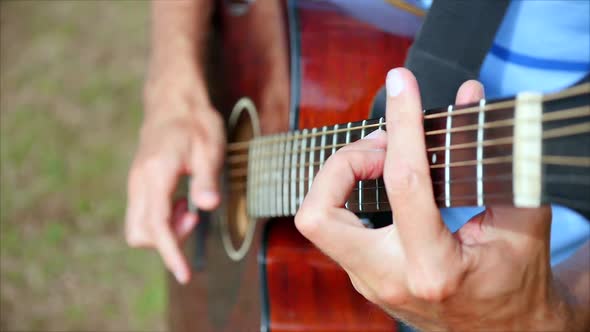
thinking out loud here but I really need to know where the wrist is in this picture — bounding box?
[143,64,211,117]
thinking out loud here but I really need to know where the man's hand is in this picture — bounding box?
[125,76,224,284]
[124,0,217,285]
[296,68,576,330]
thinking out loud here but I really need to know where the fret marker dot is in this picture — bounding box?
[431,153,437,164]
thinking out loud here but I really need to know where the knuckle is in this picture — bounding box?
[377,282,408,307]
[125,230,150,248]
[294,206,323,238]
[349,275,380,305]
[324,151,348,171]
[190,127,207,144]
[383,162,421,197]
[127,165,144,189]
[141,155,170,176]
[209,112,224,129]
[408,271,458,302]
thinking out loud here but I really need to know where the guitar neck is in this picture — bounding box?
[234,83,590,219]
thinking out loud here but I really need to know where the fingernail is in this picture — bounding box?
[174,269,189,284]
[386,69,403,97]
[362,129,384,139]
[196,191,219,208]
[180,214,196,234]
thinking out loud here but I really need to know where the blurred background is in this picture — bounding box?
[0,1,166,330]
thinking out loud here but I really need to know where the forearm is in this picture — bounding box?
[554,241,590,330]
[147,0,214,108]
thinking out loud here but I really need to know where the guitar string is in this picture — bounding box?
[228,157,590,194]
[229,178,590,194]
[227,121,589,165]
[228,173,590,191]
[228,153,590,179]
[226,85,590,152]
[225,125,590,178]
[425,105,588,136]
[226,106,590,162]
[226,99,514,151]
[249,194,589,218]
[346,195,587,208]
[232,172,590,187]
[227,119,590,165]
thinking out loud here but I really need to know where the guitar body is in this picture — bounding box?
[169,1,414,331]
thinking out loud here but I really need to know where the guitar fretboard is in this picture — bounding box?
[231,84,590,219]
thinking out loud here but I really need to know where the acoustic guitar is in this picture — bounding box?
[168,1,590,331]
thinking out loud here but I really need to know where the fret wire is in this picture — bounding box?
[254,140,262,216]
[254,138,260,216]
[259,136,272,216]
[290,132,299,215]
[271,134,279,216]
[309,128,317,191]
[249,139,254,216]
[445,104,453,207]
[299,129,308,210]
[246,138,254,216]
[345,122,352,210]
[320,126,327,169]
[265,137,271,216]
[477,99,486,206]
[263,136,270,216]
[332,124,339,155]
[359,119,367,212]
[376,117,385,210]
[278,133,286,216]
[283,133,292,216]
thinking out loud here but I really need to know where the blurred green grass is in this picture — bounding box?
[1,1,166,330]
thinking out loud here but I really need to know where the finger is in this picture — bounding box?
[142,156,190,283]
[153,221,191,284]
[189,115,225,210]
[296,131,391,266]
[125,166,152,247]
[383,68,463,272]
[300,129,387,210]
[455,80,484,105]
[171,199,198,240]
